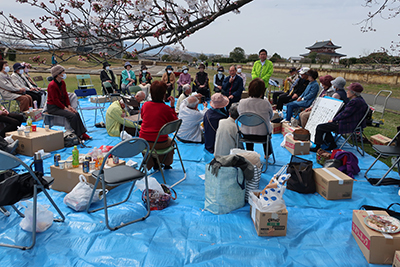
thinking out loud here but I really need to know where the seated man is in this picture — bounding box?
[122,91,145,115]
[203,93,229,153]
[311,82,368,152]
[285,69,319,122]
[214,103,241,156]
[175,84,191,114]
[177,96,208,143]
[276,67,310,111]
[272,67,297,104]
[222,65,244,111]
[106,97,142,137]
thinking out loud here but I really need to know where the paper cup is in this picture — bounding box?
[45,125,50,131]
[58,160,66,169]
[18,129,23,135]
[31,125,37,132]
[66,160,73,169]
[24,130,30,137]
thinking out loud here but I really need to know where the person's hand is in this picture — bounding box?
[218,85,222,90]
[168,96,175,107]
[203,102,208,108]
[305,107,312,112]
[297,97,302,102]
[68,106,77,113]
[121,112,126,118]
[328,120,333,123]
[292,93,298,99]
[107,80,112,83]
[195,94,203,100]
[200,85,204,88]
[229,77,234,83]
[19,88,26,94]
[229,95,234,99]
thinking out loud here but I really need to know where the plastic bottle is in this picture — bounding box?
[72,145,79,168]
[33,100,38,109]
[26,116,32,131]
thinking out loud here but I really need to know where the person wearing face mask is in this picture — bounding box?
[138,65,152,99]
[0,60,33,112]
[236,64,246,89]
[177,65,191,96]
[100,62,118,94]
[11,63,43,108]
[120,61,137,95]
[47,65,91,140]
[331,77,349,104]
[161,65,176,100]
[213,66,225,93]
[193,63,210,100]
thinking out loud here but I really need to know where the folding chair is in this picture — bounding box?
[86,138,150,231]
[32,76,47,88]
[76,74,95,90]
[121,97,141,138]
[236,112,276,172]
[0,150,65,250]
[364,126,400,186]
[74,88,106,128]
[0,91,20,113]
[102,81,121,102]
[147,119,186,188]
[338,105,370,156]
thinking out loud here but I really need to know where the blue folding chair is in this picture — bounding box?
[74,88,105,128]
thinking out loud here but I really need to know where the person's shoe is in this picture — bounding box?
[163,165,173,170]
[326,143,338,151]
[310,145,321,153]
[153,161,160,170]
[5,140,19,155]
[81,133,92,141]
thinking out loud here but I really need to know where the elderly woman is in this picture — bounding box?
[161,65,176,100]
[47,65,91,140]
[299,75,334,128]
[139,81,178,170]
[193,63,210,99]
[238,78,274,158]
[120,61,137,95]
[213,66,225,93]
[100,62,118,94]
[177,65,191,96]
[0,60,33,111]
[138,65,152,99]
[331,76,349,103]
[11,63,43,108]
[310,82,368,152]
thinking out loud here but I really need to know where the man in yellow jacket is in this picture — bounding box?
[251,49,274,86]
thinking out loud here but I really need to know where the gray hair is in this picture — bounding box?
[186,96,199,108]
[183,84,191,92]
[229,103,239,119]
[136,91,145,98]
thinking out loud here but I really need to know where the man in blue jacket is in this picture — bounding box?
[222,65,244,111]
[285,69,319,121]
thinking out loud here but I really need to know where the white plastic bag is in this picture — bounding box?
[63,175,107,211]
[4,135,14,144]
[20,201,53,232]
[135,177,163,193]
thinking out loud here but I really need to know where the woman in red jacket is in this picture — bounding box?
[139,81,178,170]
[46,65,90,140]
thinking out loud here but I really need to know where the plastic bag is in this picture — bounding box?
[136,177,164,194]
[63,175,107,211]
[20,201,53,232]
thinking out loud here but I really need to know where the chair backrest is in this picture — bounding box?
[32,76,46,87]
[74,88,97,97]
[0,151,39,184]
[236,112,270,136]
[354,105,371,131]
[152,119,182,146]
[101,138,149,171]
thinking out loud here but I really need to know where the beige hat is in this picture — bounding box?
[210,93,229,109]
[51,65,65,78]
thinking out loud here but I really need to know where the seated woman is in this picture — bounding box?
[0,105,24,138]
[139,81,178,170]
[11,63,43,108]
[310,82,368,152]
[177,66,191,96]
[100,62,118,94]
[47,65,91,140]
[213,66,225,93]
[120,61,137,95]
[237,78,274,158]
[138,65,152,99]
[161,65,176,100]
[203,93,229,153]
[0,60,33,112]
[331,76,349,103]
[193,63,210,100]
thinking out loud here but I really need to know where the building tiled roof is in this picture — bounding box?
[300,52,346,57]
[305,40,341,50]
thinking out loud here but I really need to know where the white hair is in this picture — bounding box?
[186,96,199,108]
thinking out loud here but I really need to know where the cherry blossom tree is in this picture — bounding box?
[0,0,253,63]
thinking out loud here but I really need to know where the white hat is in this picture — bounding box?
[299,67,310,75]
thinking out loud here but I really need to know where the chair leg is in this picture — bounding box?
[0,206,10,217]
[372,156,400,186]
[156,155,167,184]
[41,187,65,222]
[170,146,187,188]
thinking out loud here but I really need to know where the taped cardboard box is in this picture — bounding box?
[6,127,64,157]
[249,191,288,237]
[352,210,400,265]
[394,251,400,267]
[23,108,43,121]
[284,134,310,155]
[271,110,280,121]
[50,158,125,193]
[313,167,353,200]
[271,122,282,134]
[371,134,394,146]
[90,95,121,103]
[281,121,300,137]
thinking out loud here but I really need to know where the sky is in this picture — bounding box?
[1,0,399,59]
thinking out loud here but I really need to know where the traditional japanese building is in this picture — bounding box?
[300,40,346,64]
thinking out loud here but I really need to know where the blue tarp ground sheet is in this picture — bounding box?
[0,98,399,267]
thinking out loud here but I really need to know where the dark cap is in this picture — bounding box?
[13,63,24,71]
[288,67,296,73]
[103,62,111,68]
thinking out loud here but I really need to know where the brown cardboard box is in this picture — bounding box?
[241,91,249,99]
[281,121,300,136]
[249,191,287,237]
[23,108,43,121]
[271,122,282,134]
[271,110,280,121]
[352,210,400,265]
[313,167,353,200]
[394,251,400,267]
[6,127,64,156]
[50,158,125,193]
[90,95,121,103]
[284,134,310,155]
[371,134,394,146]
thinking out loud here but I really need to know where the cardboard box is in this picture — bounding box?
[271,122,282,134]
[371,134,394,146]
[313,167,353,200]
[23,108,43,121]
[271,110,280,121]
[394,251,400,267]
[6,127,64,156]
[90,95,121,103]
[249,191,288,236]
[281,121,300,137]
[284,134,310,155]
[241,91,249,99]
[50,158,125,193]
[352,210,400,264]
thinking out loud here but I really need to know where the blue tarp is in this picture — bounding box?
[0,98,399,266]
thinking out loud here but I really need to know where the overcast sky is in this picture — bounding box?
[2,0,398,58]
